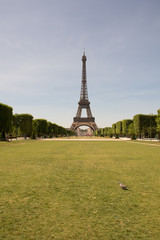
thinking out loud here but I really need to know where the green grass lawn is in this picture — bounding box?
[0,140,160,240]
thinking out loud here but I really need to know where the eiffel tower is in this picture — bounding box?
[70,52,98,132]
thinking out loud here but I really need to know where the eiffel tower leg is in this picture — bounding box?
[86,107,93,118]
[76,106,82,118]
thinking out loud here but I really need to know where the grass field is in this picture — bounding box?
[0,140,160,240]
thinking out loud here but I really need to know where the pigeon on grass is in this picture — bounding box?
[119,182,129,190]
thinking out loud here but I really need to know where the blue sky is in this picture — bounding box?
[0,0,160,128]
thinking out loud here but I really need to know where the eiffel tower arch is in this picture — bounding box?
[70,52,98,132]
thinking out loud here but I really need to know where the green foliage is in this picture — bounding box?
[32,119,38,137]
[94,127,113,138]
[133,114,143,138]
[52,123,59,137]
[122,119,133,136]
[128,123,134,136]
[104,127,112,137]
[31,133,36,139]
[0,130,6,141]
[116,121,122,136]
[58,125,67,136]
[47,122,53,136]
[93,130,97,136]
[156,109,160,138]
[133,114,157,138]
[93,129,101,137]
[112,123,116,136]
[94,130,97,136]
[103,128,107,136]
[128,123,136,139]
[66,129,75,136]
[94,128,104,137]
[100,128,104,137]
[0,103,13,135]
[33,119,48,137]
[0,103,69,140]
[32,120,67,138]
[12,114,33,137]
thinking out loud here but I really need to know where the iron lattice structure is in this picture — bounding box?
[70,52,98,132]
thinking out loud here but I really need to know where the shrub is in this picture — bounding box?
[133,114,157,138]
[116,121,122,137]
[0,103,13,136]
[122,119,133,137]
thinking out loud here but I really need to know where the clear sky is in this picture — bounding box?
[0,0,160,128]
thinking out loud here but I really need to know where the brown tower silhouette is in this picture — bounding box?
[70,52,98,132]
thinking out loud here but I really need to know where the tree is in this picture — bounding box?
[47,122,53,137]
[66,129,75,136]
[32,119,38,138]
[133,114,144,138]
[94,129,101,137]
[147,115,157,138]
[122,119,133,137]
[116,121,122,137]
[112,123,116,137]
[52,123,59,137]
[20,114,33,137]
[0,103,13,140]
[100,128,104,137]
[133,114,157,138]
[57,125,67,136]
[33,119,48,137]
[104,127,112,137]
[103,128,107,136]
[128,123,136,139]
[12,114,21,137]
[108,128,113,137]
[156,109,160,139]
[93,130,98,136]
[12,114,33,138]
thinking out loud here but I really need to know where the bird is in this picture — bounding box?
[119,182,129,190]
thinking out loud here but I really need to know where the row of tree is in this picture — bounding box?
[0,103,75,140]
[94,109,160,139]
[1,101,160,140]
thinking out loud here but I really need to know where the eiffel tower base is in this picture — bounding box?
[70,117,98,132]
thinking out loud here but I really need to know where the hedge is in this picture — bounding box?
[0,103,13,134]
[122,119,133,136]
[116,121,122,136]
